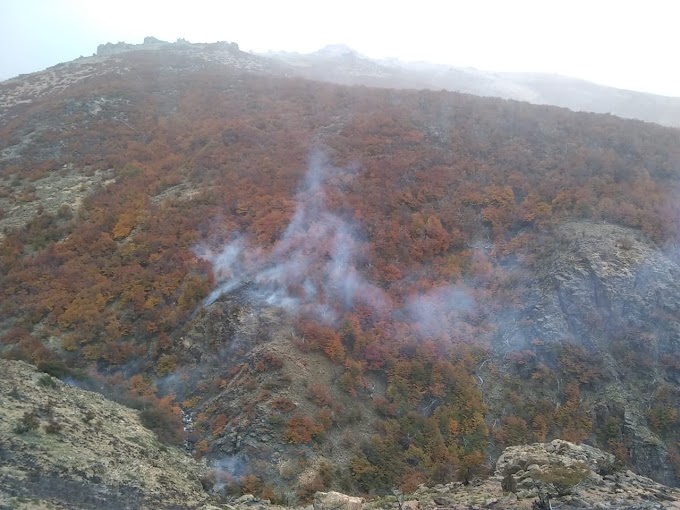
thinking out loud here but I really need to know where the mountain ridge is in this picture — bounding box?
[3,37,680,127]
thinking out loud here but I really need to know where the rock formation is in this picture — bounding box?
[96,41,136,56]
[495,222,680,485]
[314,491,363,510]
[379,440,680,509]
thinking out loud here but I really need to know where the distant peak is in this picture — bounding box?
[143,36,167,45]
[314,44,358,57]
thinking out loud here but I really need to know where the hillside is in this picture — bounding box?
[0,359,212,509]
[1,39,680,503]
[3,360,680,510]
[2,359,679,509]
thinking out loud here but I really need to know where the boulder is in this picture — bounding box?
[496,440,616,498]
[313,491,363,510]
[496,439,616,476]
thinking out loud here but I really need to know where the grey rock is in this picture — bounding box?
[497,222,680,486]
[314,491,363,510]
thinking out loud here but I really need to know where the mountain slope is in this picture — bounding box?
[1,40,680,499]
[488,221,680,485]
[0,359,212,509]
[4,358,680,510]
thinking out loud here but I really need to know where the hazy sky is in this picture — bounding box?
[1,0,679,96]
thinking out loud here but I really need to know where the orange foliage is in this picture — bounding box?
[283,414,324,444]
[212,414,229,436]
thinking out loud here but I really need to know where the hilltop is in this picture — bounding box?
[4,37,680,126]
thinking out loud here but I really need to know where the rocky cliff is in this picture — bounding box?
[492,221,680,486]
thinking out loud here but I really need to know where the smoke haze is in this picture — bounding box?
[197,150,474,340]
[197,150,387,323]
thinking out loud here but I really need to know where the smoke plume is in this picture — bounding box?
[196,150,387,323]
[197,149,474,340]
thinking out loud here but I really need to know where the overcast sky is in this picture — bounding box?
[1,0,679,96]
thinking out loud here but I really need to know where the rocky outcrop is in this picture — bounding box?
[526,222,680,353]
[96,41,136,56]
[360,441,680,510]
[97,36,172,55]
[208,41,241,52]
[95,39,240,57]
[496,440,617,498]
[493,440,680,508]
[497,221,680,486]
[143,36,168,45]
[314,491,363,510]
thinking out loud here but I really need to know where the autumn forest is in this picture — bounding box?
[2,49,680,499]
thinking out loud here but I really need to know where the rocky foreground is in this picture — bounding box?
[1,358,679,509]
[307,441,680,510]
[205,439,680,510]
[0,359,211,509]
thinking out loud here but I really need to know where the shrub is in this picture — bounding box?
[211,413,229,436]
[283,414,323,444]
[155,354,178,377]
[57,204,73,220]
[271,396,296,413]
[200,471,216,491]
[37,360,76,379]
[241,474,262,494]
[308,383,333,407]
[532,463,590,496]
[44,418,63,434]
[297,473,325,502]
[14,411,40,434]
[82,410,96,423]
[139,405,185,446]
[37,375,57,389]
[263,351,284,369]
[618,236,634,250]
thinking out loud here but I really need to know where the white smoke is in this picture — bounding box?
[196,237,248,306]
[196,150,387,323]
[406,286,475,340]
[213,455,246,492]
[196,149,477,343]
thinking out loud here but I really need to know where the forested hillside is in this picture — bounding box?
[1,46,680,500]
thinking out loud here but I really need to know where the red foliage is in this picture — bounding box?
[283,414,324,444]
